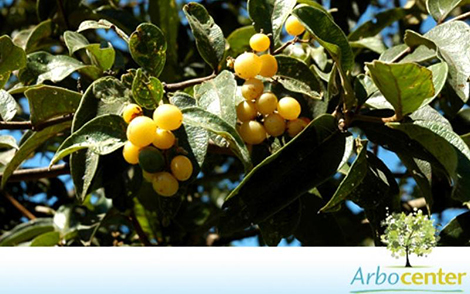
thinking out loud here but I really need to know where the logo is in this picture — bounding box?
[349,211,467,293]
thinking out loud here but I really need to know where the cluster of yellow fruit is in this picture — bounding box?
[121,103,193,197]
[232,15,309,145]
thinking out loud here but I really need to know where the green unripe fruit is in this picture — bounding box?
[138,146,165,173]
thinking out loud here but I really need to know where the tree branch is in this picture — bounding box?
[0,164,70,183]
[164,73,217,92]
[129,211,153,246]
[2,192,36,220]
[0,114,73,131]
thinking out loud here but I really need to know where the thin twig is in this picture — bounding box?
[0,114,73,131]
[164,73,217,92]
[273,37,298,55]
[446,11,470,23]
[352,114,399,124]
[3,192,36,220]
[129,211,153,246]
[0,164,70,183]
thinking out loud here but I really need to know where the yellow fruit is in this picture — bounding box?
[152,128,175,150]
[287,118,309,137]
[170,155,193,181]
[256,92,278,115]
[153,104,183,131]
[241,78,264,100]
[122,141,140,164]
[264,114,286,137]
[239,121,267,145]
[127,116,157,147]
[249,33,270,52]
[236,100,257,122]
[152,172,179,197]
[122,103,143,123]
[259,54,278,77]
[234,52,261,80]
[285,15,305,36]
[277,97,301,120]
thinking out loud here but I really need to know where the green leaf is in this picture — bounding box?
[397,153,433,209]
[275,55,322,100]
[293,5,354,72]
[366,61,435,117]
[439,211,470,245]
[195,70,237,127]
[25,85,81,126]
[1,121,71,188]
[70,150,100,202]
[129,23,167,77]
[294,194,345,245]
[388,120,470,202]
[183,2,225,70]
[425,21,470,103]
[132,68,163,110]
[77,19,129,41]
[64,31,116,71]
[426,0,463,23]
[0,36,27,88]
[0,90,17,121]
[148,0,179,78]
[220,115,345,233]
[170,92,208,168]
[387,122,458,179]
[70,77,130,200]
[350,37,387,54]
[422,62,448,108]
[21,19,54,53]
[181,107,252,171]
[226,26,256,58]
[348,8,409,41]
[19,51,102,85]
[247,0,296,44]
[0,135,18,150]
[30,231,60,246]
[321,141,369,212]
[259,199,301,246]
[51,115,127,166]
[0,218,54,246]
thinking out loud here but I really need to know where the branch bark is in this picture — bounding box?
[3,192,36,220]
[164,73,217,92]
[0,114,73,131]
[129,211,153,246]
[0,164,70,183]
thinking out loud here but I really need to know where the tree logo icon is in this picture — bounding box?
[381,210,439,267]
